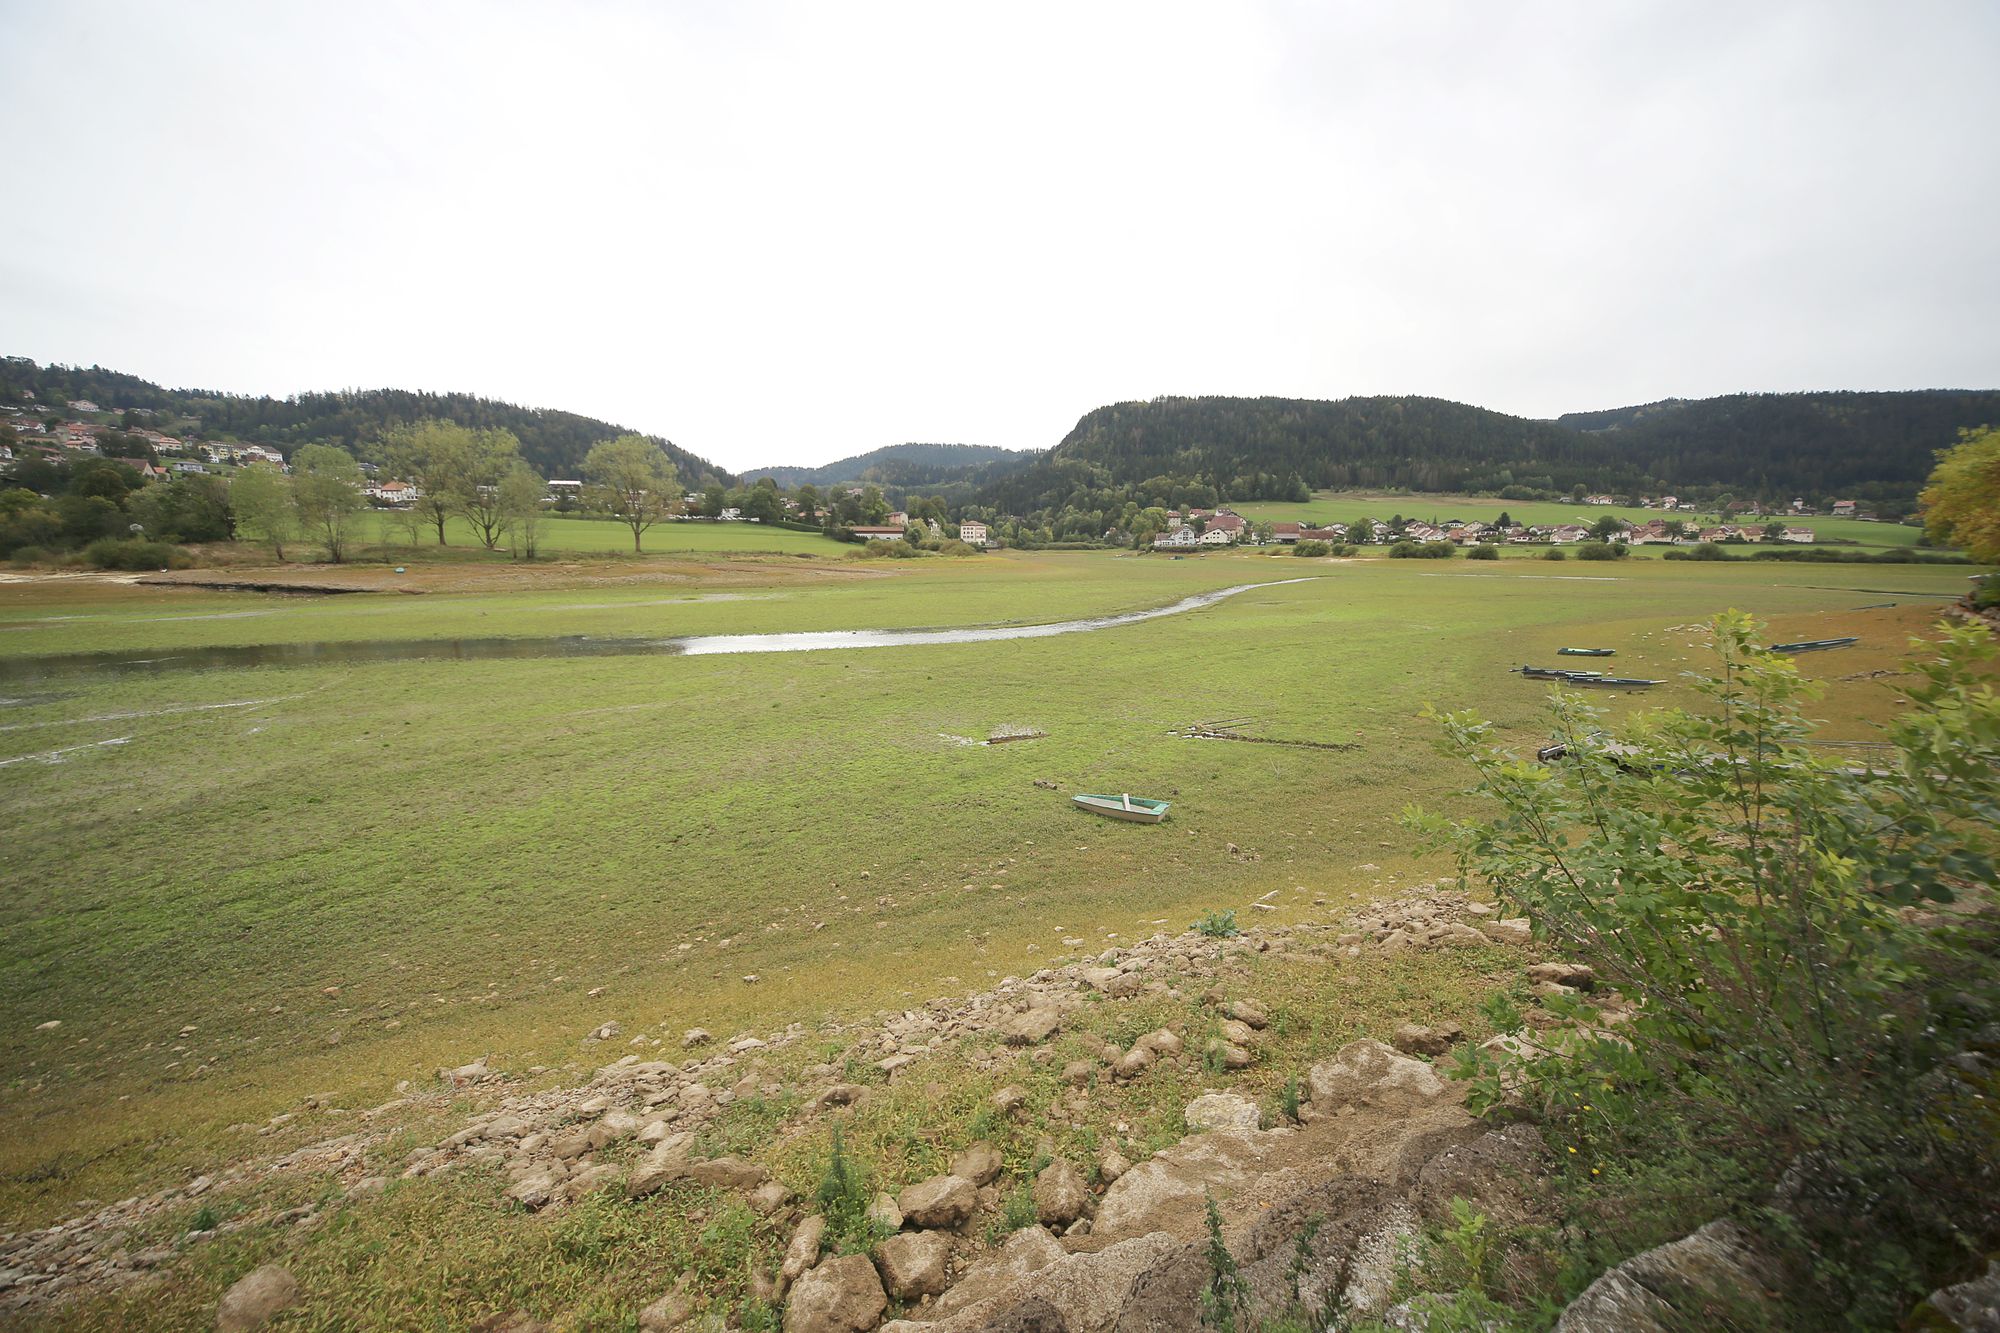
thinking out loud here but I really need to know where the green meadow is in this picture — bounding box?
[363,511,846,556]
[1232,490,1926,549]
[0,548,1982,1240]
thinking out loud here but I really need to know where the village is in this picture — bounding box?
[1148,505,1821,549]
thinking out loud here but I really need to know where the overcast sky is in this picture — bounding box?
[2,2,1996,472]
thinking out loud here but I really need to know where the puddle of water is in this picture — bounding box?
[0,580,1313,684]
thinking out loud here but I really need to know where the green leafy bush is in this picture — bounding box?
[1541,547,1567,560]
[1192,909,1240,938]
[1389,540,1455,559]
[81,537,187,570]
[1572,541,1625,560]
[7,545,52,567]
[1294,540,1331,557]
[1410,613,2000,1326]
[1466,545,1499,560]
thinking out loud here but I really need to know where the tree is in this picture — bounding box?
[794,483,821,523]
[128,474,231,543]
[292,444,364,562]
[584,435,679,552]
[230,465,296,559]
[456,428,525,549]
[382,418,477,545]
[498,462,546,560]
[1588,515,1624,542]
[1920,425,2000,563]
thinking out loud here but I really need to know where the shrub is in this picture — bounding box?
[81,537,187,571]
[1542,547,1567,560]
[1294,540,1331,557]
[1411,614,2000,1325]
[1572,541,1625,560]
[1390,540,1454,559]
[852,539,921,560]
[1192,909,1239,938]
[8,545,52,568]
[1466,545,1499,560]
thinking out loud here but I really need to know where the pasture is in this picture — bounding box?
[1231,490,1927,549]
[0,548,1980,1239]
[362,511,846,557]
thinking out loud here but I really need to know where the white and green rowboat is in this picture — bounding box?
[1072,793,1171,823]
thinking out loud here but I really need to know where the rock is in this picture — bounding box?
[589,1021,622,1041]
[990,1085,1027,1116]
[898,1173,977,1228]
[1032,1158,1089,1227]
[1414,1124,1551,1229]
[1526,961,1596,992]
[1184,1092,1262,1133]
[1205,1039,1254,1071]
[781,1215,828,1284]
[637,1277,695,1330]
[784,1253,887,1333]
[1062,1059,1096,1087]
[996,1007,1061,1045]
[748,1180,795,1216]
[1079,967,1121,992]
[442,1057,490,1086]
[814,1083,868,1112]
[874,1229,953,1300]
[506,1167,562,1210]
[216,1264,301,1332]
[34,1019,60,1032]
[1555,1220,1778,1332]
[931,1224,1067,1317]
[1390,1022,1461,1058]
[1926,1259,2000,1332]
[1096,1146,1131,1183]
[345,1176,389,1200]
[1136,1028,1183,1057]
[950,1141,1004,1186]
[1308,1039,1449,1111]
[865,1192,903,1232]
[682,1028,713,1048]
[1227,999,1270,1029]
[1111,1047,1154,1080]
[1482,917,1533,946]
[1218,1018,1258,1046]
[471,1313,552,1333]
[688,1156,769,1192]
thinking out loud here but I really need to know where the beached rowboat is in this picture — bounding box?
[1557,647,1616,657]
[1072,793,1171,824]
[1770,637,1858,654]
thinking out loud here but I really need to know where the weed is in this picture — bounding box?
[1193,909,1240,939]
[1200,1193,1252,1331]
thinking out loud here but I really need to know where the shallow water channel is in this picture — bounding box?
[0,578,1314,685]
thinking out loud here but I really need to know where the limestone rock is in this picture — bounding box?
[997,1007,1061,1045]
[1111,1047,1154,1080]
[637,1277,695,1331]
[1032,1158,1089,1227]
[748,1180,795,1216]
[874,1229,953,1300]
[682,1028,713,1048]
[1062,1059,1096,1087]
[950,1141,1003,1187]
[1414,1124,1551,1229]
[931,1225,1066,1317]
[1390,1022,1461,1058]
[1227,999,1270,1029]
[1136,1028,1183,1057]
[1184,1092,1262,1133]
[784,1253,887,1333]
[1526,961,1597,991]
[1555,1220,1777,1332]
[1482,917,1533,946]
[781,1215,827,1284]
[216,1264,300,1332]
[1096,1145,1131,1184]
[688,1156,769,1192]
[1926,1259,2000,1332]
[898,1173,977,1228]
[1308,1039,1448,1111]
[865,1192,903,1232]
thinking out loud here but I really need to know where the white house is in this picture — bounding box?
[1831,500,1856,517]
[958,520,989,547]
[1198,526,1235,546]
[1781,527,1815,543]
[1153,526,1200,549]
[849,525,907,541]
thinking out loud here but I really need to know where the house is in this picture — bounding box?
[958,520,989,547]
[10,419,45,435]
[110,457,167,480]
[1627,520,1674,545]
[1301,524,1346,542]
[1781,527,1815,543]
[1153,526,1200,549]
[1550,524,1590,544]
[1585,494,1617,506]
[885,511,909,527]
[1204,514,1246,538]
[1699,526,1736,543]
[547,479,583,499]
[0,444,12,463]
[66,399,100,413]
[849,525,907,541]
[1831,500,1856,517]
[1270,522,1303,544]
[374,480,417,504]
[719,507,744,521]
[1657,496,1677,510]
[1198,526,1235,546]
[242,444,285,465]
[173,459,208,474]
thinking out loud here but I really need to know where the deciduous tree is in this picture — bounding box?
[584,435,679,552]
[292,444,364,562]
[1920,425,2000,564]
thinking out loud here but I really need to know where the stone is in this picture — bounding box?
[506,1167,562,1210]
[1308,1039,1448,1110]
[1100,970,1145,999]
[1096,1146,1131,1183]
[865,1192,903,1233]
[748,1180,795,1215]
[990,1085,1027,1116]
[781,1215,828,1284]
[1415,1124,1551,1229]
[1482,917,1533,946]
[1206,1039,1254,1071]
[1227,999,1270,1029]
[874,1229,953,1299]
[471,1313,552,1333]
[637,1277,695,1330]
[1218,1018,1258,1046]
[898,1173,977,1228]
[688,1156,769,1192]
[950,1141,1003,1186]
[1032,1158,1089,1227]
[1526,961,1596,992]
[1078,967,1121,992]
[1111,1047,1154,1080]
[682,1028,713,1048]
[996,1007,1061,1045]
[1926,1258,2000,1332]
[1062,1059,1096,1087]
[216,1264,301,1332]
[931,1224,1067,1317]
[1135,1028,1182,1057]
[1184,1092,1262,1133]
[814,1083,868,1112]
[784,1253,887,1333]
[1555,1220,1777,1332]
[1390,1022,1461,1058]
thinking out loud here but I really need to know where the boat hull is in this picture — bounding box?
[1072,794,1170,823]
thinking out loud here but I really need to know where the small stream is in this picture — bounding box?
[0,579,1315,685]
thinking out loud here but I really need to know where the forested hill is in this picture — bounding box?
[747,442,1036,489]
[0,358,730,486]
[977,390,2000,514]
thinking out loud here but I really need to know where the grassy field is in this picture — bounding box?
[0,547,1987,1326]
[1232,490,1928,549]
[363,511,846,556]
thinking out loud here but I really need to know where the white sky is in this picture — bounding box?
[2,1,1996,473]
